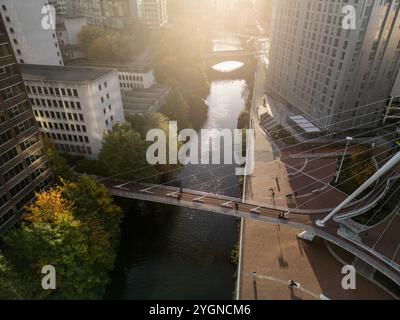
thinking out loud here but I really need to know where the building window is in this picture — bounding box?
[0,83,24,101]
[0,43,12,57]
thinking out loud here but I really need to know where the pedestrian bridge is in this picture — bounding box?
[100,177,400,287]
[204,50,257,63]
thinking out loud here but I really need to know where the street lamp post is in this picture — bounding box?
[335,136,353,184]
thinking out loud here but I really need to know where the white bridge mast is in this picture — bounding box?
[316,152,400,227]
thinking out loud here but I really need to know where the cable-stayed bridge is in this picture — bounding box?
[97,152,400,287]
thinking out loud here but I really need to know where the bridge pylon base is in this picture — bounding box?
[297,231,316,242]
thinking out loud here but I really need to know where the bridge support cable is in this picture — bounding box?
[100,97,395,185]
[193,196,207,203]
[250,205,262,214]
[249,144,398,207]
[139,186,156,194]
[106,119,395,196]
[262,97,392,152]
[371,204,400,252]
[105,99,395,187]
[316,152,400,227]
[261,96,391,145]
[277,122,399,174]
[343,168,400,237]
[281,148,396,210]
[283,150,398,216]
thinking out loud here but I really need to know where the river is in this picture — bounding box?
[105,36,249,299]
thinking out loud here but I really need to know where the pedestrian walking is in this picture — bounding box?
[288,280,298,289]
[235,202,239,211]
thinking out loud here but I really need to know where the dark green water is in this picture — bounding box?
[106,80,248,299]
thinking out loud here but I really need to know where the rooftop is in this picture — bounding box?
[288,115,322,133]
[20,64,114,83]
[68,60,152,74]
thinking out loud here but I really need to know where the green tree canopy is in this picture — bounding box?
[42,136,75,183]
[78,26,106,53]
[161,87,191,130]
[98,122,157,181]
[0,177,122,299]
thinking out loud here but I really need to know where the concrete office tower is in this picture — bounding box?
[48,0,69,15]
[383,69,400,124]
[0,15,52,234]
[68,0,139,29]
[137,0,168,30]
[20,64,125,158]
[0,0,64,66]
[266,0,400,133]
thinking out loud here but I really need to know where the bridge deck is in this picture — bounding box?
[100,178,400,285]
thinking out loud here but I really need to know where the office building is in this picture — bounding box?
[0,0,64,66]
[68,0,139,29]
[138,0,168,30]
[0,15,52,234]
[49,0,69,15]
[56,16,87,60]
[266,0,400,133]
[20,64,125,158]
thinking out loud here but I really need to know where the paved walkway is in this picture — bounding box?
[238,51,396,300]
[240,223,393,300]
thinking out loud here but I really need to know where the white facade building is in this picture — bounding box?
[48,0,68,15]
[266,0,400,133]
[70,60,156,91]
[68,0,139,29]
[137,0,168,30]
[0,0,64,66]
[118,68,156,91]
[20,64,125,158]
[56,16,87,60]
[57,16,87,46]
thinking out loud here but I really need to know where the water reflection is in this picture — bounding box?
[212,61,244,73]
[213,35,242,52]
[106,80,248,300]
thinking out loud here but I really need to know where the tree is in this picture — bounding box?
[99,123,157,181]
[42,136,75,183]
[127,112,170,139]
[0,177,123,299]
[186,93,209,130]
[110,34,137,62]
[150,24,210,130]
[154,57,180,84]
[161,87,191,130]
[0,254,27,299]
[88,37,114,61]
[78,26,106,53]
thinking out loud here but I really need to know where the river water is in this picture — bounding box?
[106,80,248,300]
[105,37,248,300]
